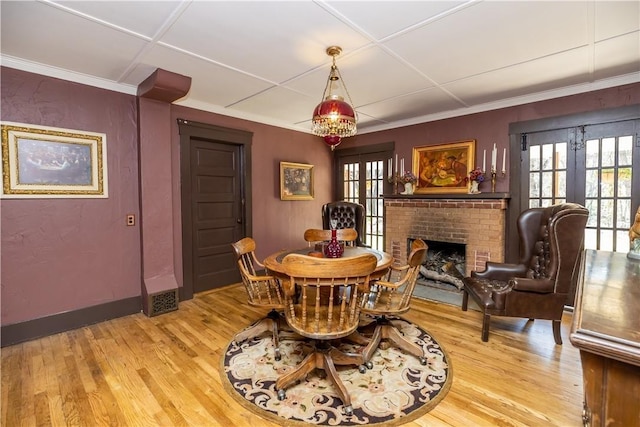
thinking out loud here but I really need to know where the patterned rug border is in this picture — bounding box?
[220,316,453,426]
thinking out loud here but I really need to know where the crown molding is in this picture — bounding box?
[1,55,137,95]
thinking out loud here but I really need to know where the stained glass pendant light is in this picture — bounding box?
[311,46,357,150]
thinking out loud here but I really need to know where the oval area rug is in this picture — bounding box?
[221,316,452,426]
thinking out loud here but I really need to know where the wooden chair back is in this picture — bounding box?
[303,228,358,247]
[232,237,285,309]
[361,239,428,315]
[281,253,377,340]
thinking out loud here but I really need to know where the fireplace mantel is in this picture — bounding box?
[383,193,510,200]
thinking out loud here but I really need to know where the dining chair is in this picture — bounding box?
[275,252,377,416]
[231,237,288,360]
[357,239,429,366]
[303,228,358,247]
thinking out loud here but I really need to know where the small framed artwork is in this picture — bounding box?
[412,139,475,194]
[280,161,314,201]
[1,122,108,198]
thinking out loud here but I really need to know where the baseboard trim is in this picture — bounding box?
[1,296,142,347]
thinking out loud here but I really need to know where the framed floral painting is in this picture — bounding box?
[412,140,475,194]
[280,161,314,200]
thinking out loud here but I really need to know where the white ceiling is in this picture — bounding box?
[1,1,639,135]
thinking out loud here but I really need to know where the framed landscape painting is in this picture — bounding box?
[280,161,314,201]
[1,122,108,198]
[412,139,475,194]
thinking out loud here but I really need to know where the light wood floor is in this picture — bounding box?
[2,284,584,426]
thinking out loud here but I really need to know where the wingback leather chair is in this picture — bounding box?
[461,203,589,344]
[322,201,368,247]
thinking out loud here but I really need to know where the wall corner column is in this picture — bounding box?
[137,69,191,316]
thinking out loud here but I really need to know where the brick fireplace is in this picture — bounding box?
[384,195,509,276]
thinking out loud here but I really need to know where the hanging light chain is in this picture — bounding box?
[331,62,357,121]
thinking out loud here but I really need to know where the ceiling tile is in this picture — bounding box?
[285,45,435,107]
[593,32,640,80]
[357,87,463,126]
[383,1,590,84]
[325,1,468,40]
[157,1,372,83]
[1,1,149,82]
[55,1,184,38]
[138,45,275,107]
[595,1,640,41]
[444,49,591,106]
[229,86,317,126]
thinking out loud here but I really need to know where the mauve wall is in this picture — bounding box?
[349,83,640,193]
[2,64,638,330]
[0,67,140,325]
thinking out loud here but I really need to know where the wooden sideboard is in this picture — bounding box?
[570,250,640,426]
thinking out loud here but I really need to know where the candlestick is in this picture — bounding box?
[401,158,404,173]
[395,154,398,175]
[388,158,392,178]
[502,148,506,173]
[491,143,497,170]
[488,165,507,193]
[387,171,402,194]
[482,150,486,172]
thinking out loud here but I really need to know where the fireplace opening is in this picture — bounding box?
[408,238,465,291]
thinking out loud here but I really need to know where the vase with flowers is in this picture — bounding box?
[400,171,418,195]
[468,167,485,194]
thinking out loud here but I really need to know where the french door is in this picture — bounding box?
[334,143,393,251]
[516,118,638,254]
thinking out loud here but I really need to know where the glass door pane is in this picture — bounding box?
[583,122,636,252]
[342,162,359,204]
[364,160,384,251]
[524,129,571,208]
[339,155,386,251]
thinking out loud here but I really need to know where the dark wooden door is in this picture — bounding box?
[178,120,252,299]
[190,141,242,293]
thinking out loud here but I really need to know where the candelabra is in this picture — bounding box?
[490,168,507,193]
[388,173,402,195]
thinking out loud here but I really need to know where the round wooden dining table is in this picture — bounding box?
[263,246,393,279]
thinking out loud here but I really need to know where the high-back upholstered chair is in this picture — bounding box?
[461,203,589,344]
[275,253,377,416]
[358,239,429,365]
[303,228,358,247]
[231,237,287,360]
[322,201,368,247]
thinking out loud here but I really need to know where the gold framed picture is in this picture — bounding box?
[280,161,314,201]
[1,122,108,198]
[412,139,475,194]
